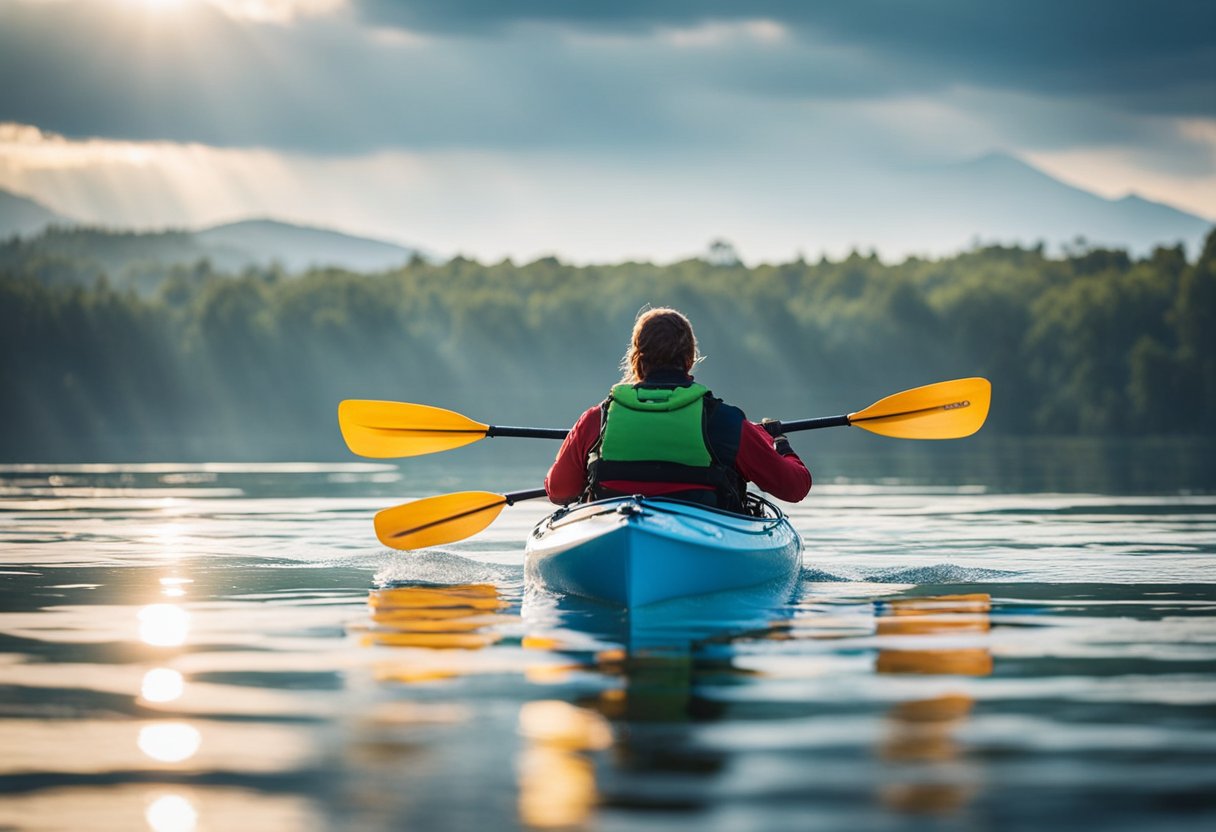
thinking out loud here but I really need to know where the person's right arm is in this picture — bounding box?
[544,406,602,504]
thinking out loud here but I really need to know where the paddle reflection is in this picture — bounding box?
[875,593,992,677]
[360,584,513,685]
[874,594,992,817]
[517,700,612,829]
[364,584,509,651]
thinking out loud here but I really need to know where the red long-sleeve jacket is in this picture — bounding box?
[544,393,812,505]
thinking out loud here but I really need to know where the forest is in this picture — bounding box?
[2,228,1213,460]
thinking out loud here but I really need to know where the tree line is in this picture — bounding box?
[2,229,1213,460]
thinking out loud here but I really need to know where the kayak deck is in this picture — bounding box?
[525,496,803,607]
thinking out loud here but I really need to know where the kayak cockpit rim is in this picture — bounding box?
[536,493,790,537]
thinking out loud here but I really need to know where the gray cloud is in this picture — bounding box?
[0,2,713,153]
[0,0,934,154]
[359,0,1216,116]
[0,0,1210,168]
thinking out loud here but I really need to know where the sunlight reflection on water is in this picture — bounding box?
[138,723,201,764]
[138,604,190,647]
[140,668,185,704]
[145,794,198,832]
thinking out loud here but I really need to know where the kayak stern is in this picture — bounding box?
[525,497,802,607]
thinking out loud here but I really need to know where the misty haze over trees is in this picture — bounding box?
[2,228,1213,461]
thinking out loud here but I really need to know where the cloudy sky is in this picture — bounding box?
[0,0,1212,261]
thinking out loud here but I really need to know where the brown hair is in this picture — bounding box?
[619,307,702,383]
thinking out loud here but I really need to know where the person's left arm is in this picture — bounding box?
[734,420,812,502]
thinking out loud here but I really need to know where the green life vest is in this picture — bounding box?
[599,382,713,467]
[587,382,743,509]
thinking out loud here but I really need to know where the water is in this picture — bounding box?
[1,450,1215,831]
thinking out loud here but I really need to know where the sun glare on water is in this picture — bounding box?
[145,794,199,832]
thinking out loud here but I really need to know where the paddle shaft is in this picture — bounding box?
[487,426,568,440]
[492,415,874,439]
[775,415,851,433]
[488,418,857,438]
[496,406,953,440]
[492,393,980,441]
[411,420,840,438]
[505,487,549,504]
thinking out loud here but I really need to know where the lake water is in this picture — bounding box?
[2,443,1215,831]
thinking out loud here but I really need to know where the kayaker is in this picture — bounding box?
[545,307,811,511]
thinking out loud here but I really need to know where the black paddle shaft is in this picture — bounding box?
[486,425,569,440]
[504,488,549,505]
[766,414,851,435]
[489,419,851,441]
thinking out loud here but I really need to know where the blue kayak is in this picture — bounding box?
[524,496,803,607]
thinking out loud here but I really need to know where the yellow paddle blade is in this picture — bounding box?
[374,491,508,550]
[848,377,991,439]
[339,400,489,458]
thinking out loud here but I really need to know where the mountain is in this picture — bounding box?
[895,153,1212,256]
[0,202,423,290]
[0,188,73,239]
[196,219,419,273]
[3,158,1210,268]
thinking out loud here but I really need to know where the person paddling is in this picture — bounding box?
[545,307,811,511]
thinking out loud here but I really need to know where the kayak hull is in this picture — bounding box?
[524,496,803,607]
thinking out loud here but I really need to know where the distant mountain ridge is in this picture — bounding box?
[1,155,1212,268]
[902,153,1212,255]
[0,191,422,279]
[0,188,75,238]
[195,218,420,273]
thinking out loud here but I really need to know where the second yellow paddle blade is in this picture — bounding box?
[374,491,508,550]
[339,400,489,458]
[849,377,991,439]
